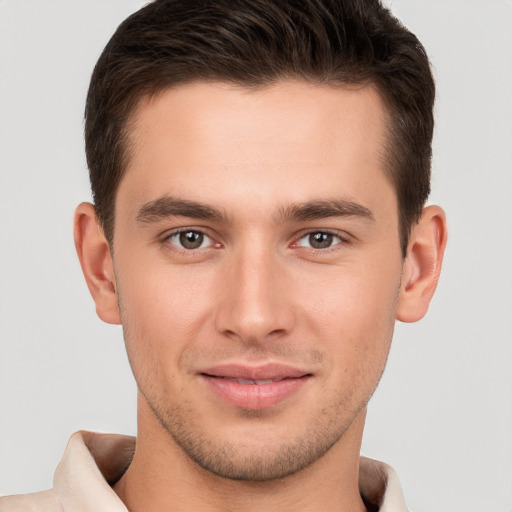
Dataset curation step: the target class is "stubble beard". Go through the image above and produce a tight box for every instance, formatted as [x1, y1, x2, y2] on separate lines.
[119, 293, 395, 483]
[139, 382, 366, 482]
[124, 333, 389, 483]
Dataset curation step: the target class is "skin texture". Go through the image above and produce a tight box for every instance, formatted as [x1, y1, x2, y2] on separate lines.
[74, 81, 447, 512]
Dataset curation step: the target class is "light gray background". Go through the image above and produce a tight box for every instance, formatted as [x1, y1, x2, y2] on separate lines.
[0, 1, 511, 510]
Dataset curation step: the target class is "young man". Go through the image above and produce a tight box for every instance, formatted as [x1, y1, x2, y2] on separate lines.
[0, 0, 446, 510]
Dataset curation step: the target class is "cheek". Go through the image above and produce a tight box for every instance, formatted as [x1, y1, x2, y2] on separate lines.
[118, 253, 213, 327]
[300, 259, 401, 374]
[114, 259, 215, 384]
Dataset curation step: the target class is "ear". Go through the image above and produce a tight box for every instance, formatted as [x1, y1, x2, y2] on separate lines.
[396, 205, 447, 323]
[74, 202, 121, 324]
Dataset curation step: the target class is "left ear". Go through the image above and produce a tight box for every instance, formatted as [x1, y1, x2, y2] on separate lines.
[396, 205, 447, 323]
[74, 202, 121, 325]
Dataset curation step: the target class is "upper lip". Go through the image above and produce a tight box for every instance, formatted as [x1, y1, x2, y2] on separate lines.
[199, 363, 311, 381]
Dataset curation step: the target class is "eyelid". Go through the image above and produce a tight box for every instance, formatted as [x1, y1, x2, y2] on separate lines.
[160, 226, 222, 251]
[157, 226, 353, 253]
[291, 228, 352, 250]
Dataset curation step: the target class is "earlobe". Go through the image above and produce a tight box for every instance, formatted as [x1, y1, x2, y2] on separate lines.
[396, 205, 447, 323]
[74, 202, 121, 324]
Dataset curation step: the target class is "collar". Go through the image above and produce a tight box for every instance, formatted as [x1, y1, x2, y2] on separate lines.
[53, 431, 408, 511]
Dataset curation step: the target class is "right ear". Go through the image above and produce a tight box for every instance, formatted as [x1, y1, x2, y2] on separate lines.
[73, 202, 121, 324]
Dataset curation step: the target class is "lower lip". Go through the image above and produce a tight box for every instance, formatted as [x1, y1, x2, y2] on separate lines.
[201, 375, 311, 410]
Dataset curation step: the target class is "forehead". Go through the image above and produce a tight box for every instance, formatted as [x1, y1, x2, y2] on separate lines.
[118, 80, 394, 218]
[129, 80, 388, 157]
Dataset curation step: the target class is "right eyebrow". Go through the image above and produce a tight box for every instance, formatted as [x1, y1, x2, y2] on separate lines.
[136, 195, 228, 224]
[279, 199, 375, 223]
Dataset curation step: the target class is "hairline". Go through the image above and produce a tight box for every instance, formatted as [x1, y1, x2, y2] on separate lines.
[103, 77, 413, 257]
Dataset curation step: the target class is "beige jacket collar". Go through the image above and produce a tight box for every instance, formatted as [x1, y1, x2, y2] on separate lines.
[3, 431, 409, 511]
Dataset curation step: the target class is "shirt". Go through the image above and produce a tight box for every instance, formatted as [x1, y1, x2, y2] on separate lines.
[0, 431, 409, 511]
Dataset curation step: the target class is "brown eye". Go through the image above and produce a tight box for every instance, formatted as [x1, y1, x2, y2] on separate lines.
[295, 231, 342, 249]
[308, 232, 334, 249]
[179, 231, 204, 249]
[167, 230, 211, 250]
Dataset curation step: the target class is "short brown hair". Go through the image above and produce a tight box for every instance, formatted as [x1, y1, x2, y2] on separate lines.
[85, 0, 435, 255]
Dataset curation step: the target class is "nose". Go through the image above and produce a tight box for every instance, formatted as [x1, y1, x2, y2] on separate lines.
[214, 245, 295, 345]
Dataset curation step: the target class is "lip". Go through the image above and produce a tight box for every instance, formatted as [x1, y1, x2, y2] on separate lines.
[199, 363, 312, 410]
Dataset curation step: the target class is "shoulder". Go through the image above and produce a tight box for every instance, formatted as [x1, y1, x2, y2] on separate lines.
[0, 431, 133, 512]
[0, 490, 63, 512]
[359, 456, 409, 512]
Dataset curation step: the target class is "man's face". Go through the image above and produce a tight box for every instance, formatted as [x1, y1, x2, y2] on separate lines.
[112, 81, 403, 480]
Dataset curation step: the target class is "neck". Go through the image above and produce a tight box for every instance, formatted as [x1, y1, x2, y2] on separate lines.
[114, 393, 368, 512]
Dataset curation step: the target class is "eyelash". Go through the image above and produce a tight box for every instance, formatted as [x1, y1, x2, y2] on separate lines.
[160, 228, 351, 254]
[162, 228, 221, 253]
[292, 230, 348, 251]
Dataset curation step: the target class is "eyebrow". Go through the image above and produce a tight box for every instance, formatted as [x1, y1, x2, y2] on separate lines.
[136, 195, 374, 225]
[136, 195, 228, 224]
[279, 199, 375, 223]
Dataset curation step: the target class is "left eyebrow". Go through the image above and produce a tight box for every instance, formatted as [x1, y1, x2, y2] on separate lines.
[136, 195, 228, 224]
[278, 199, 375, 223]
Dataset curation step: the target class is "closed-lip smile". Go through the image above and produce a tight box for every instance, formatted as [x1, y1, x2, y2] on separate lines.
[199, 363, 313, 410]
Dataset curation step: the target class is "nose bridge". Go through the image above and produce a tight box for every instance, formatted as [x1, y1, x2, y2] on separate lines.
[215, 239, 293, 343]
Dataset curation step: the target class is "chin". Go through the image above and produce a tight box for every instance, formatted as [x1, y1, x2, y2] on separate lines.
[153, 398, 357, 482]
